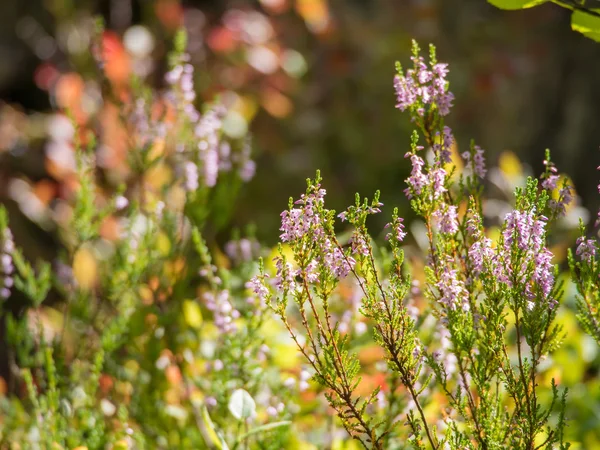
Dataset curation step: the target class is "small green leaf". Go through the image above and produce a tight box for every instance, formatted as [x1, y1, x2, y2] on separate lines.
[487, 0, 547, 10]
[228, 389, 256, 420]
[201, 406, 229, 449]
[236, 421, 292, 443]
[571, 10, 600, 42]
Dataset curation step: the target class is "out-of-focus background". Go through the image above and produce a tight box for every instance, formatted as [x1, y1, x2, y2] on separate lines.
[1, 0, 600, 244]
[1, 0, 600, 446]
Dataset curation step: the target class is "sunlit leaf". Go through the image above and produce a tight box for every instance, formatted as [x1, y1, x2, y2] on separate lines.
[72, 247, 98, 290]
[201, 406, 228, 449]
[571, 10, 600, 42]
[182, 300, 203, 329]
[487, 0, 547, 10]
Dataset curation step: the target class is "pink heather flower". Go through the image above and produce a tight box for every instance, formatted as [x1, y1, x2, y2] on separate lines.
[576, 237, 597, 263]
[218, 142, 232, 171]
[500, 209, 556, 308]
[429, 167, 447, 199]
[203, 148, 219, 188]
[433, 126, 454, 164]
[394, 74, 418, 112]
[542, 174, 559, 191]
[246, 275, 270, 302]
[385, 217, 407, 242]
[437, 260, 469, 312]
[322, 239, 355, 279]
[304, 260, 320, 283]
[547, 183, 573, 218]
[279, 187, 326, 243]
[239, 160, 256, 182]
[1, 228, 14, 300]
[433, 204, 459, 235]
[165, 60, 201, 122]
[533, 249, 554, 299]
[279, 184, 358, 281]
[542, 158, 559, 190]
[203, 290, 238, 333]
[436, 92, 454, 116]
[472, 146, 487, 178]
[226, 238, 258, 263]
[468, 237, 494, 275]
[349, 233, 370, 257]
[394, 57, 454, 116]
[404, 153, 428, 199]
[463, 145, 487, 179]
[184, 162, 199, 192]
[115, 195, 129, 210]
[274, 256, 298, 292]
[466, 210, 483, 238]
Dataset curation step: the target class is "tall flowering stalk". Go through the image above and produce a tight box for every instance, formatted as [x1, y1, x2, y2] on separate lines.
[570, 164, 600, 345]
[265, 41, 571, 449]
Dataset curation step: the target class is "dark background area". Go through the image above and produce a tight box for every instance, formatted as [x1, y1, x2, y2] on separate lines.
[1, 0, 599, 239]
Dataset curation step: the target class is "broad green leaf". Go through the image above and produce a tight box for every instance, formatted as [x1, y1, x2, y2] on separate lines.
[487, 0, 547, 10]
[228, 389, 256, 420]
[571, 10, 600, 42]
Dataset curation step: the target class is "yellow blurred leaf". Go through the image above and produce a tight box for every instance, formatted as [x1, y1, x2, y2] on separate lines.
[272, 342, 300, 369]
[234, 94, 259, 122]
[332, 438, 361, 450]
[157, 232, 171, 256]
[499, 151, 523, 179]
[72, 247, 98, 290]
[112, 440, 129, 450]
[145, 162, 172, 190]
[183, 300, 203, 329]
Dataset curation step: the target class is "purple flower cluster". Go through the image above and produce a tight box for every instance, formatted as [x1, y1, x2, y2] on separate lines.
[437, 258, 469, 312]
[462, 145, 487, 179]
[394, 56, 454, 117]
[541, 158, 573, 218]
[541, 158, 559, 190]
[501, 209, 556, 307]
[274, 256, 298, 292]
[0, 227, 14, 300]
[576, 237, 596, 263]
[432, 204, 458, 235]
[246, 274, 270, 304]
[225, 238, 260, 264]
[165, 59, 200, 122]
[548, 184, 573, 218]
[404, 152, 427, 199]
[349, 233, 370, 257]
[385, 217, 407, 243]
[203, 289, 240, 334]
[193, 106, 227, 188]
[467, 208, 556, 308]
[280, 187, 326, 243]
[433, 126, 454, 164]
[466, 211, 494, 276]
[165, 59, 255, 191]
[279, 184, 355, 280]
[403, 151, 448, 201]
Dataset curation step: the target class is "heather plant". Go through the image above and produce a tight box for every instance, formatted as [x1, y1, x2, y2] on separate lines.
[251, 42, 574, 449]
[1, 17, 599, 449]
[569, 173, 600, 345]
[0, 28, 295, 449]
